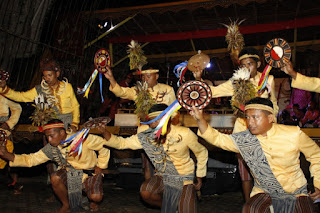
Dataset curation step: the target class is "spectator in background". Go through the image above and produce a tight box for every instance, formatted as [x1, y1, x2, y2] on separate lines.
[301, 101, 319, 127]
[290, 88, 312, 112]
[291, 104, 304, 124]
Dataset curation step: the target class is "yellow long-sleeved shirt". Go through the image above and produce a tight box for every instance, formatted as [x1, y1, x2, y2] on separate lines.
[110, 82, 176, 106]
[292, 72, 320, 93]
[0, 82, 80, 125]
[198, 123, 320, 197]
[10, 133, 110, 181]
[209, 72, 279, 133]
[105, 125, 208, 185]
[0, 95, 22, 129]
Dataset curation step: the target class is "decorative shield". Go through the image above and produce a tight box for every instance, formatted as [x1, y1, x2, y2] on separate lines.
[264, 38, 291, 68]
[0, 70, 9, 81]
[177, 80, 212, 110]
[94, 48, 111, 73]
[0, 130, 7, 146]
[83, 117, 111, 129]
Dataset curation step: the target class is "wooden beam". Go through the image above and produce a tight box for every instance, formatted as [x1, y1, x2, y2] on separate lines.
[108, 16, 320, 44]
[89, 0, 225, 15]
[146, 39, 320, 59]
[84, 15, 136, 49]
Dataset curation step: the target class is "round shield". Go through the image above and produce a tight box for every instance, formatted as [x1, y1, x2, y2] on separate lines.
[94, 49, 111, 73]
[0, 130, 7, 145]
[0, 70, 9, 81]
[177, 80, 212, 110]
[83, 117, 111, 129]
[264, 38, 291, 68]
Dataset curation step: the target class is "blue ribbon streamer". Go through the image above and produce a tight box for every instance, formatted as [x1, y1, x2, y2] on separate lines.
[78, 69, 98, 95]
[99, 72, 104, 103]
[140, 100, 179, 125]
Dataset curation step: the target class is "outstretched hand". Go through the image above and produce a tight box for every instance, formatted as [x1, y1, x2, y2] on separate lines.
[192, 70, 202, 81]
[189, 106, 204, 121]
[97, 123, 111, 141]
[281, 61, 297, 79]
[193, 177, 202, 191]
[103, 67, 117, 88]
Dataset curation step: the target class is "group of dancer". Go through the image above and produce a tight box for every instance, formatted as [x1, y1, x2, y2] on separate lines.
[0, 46, 320, 213]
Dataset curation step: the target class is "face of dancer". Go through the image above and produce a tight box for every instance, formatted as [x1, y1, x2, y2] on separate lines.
[43, 70, 60, 87]
[142, 73, 158, 88]
[245, 109, 273, 136]
[45, 128, 66, 147]
[240, 58, 261, 78]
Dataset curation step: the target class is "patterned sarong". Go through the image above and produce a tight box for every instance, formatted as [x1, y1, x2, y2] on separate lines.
[42, 144, 83, 211]
[230, 130, 308, 213]
[138, 128, 194, 213]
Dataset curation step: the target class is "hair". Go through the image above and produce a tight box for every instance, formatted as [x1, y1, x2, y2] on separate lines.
[238, 47, 260, 63]
[40, 58, 60, 73]
[148, 104, 168, 114]
[46, 119, 65, 132]
[245, 97, 273, 115]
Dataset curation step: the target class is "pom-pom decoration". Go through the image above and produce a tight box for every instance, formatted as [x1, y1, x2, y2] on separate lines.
[187, 50, 210, 73]
[134, 81, 156, 121]
[230, 67, 257, 117]
[221, 19, 245, 65]
[177, 80, 212, 110]
[29, 94, 57, 127]
[127, 40, 147, 71]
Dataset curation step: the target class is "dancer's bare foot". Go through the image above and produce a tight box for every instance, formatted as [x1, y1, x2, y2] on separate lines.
[54, 205, 70, 213]
[90, 202, 99, 212]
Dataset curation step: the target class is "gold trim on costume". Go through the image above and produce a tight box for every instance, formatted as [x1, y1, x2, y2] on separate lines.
[43, 123, 65, 131]
[238, 54, 260, 61]
[245, 104, 274, 114]
[133, 69, 159, 75]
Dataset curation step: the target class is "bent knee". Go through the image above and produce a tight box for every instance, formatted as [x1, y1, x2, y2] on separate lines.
[89, 193, 103, 202]
[140, 190, 152, 201]
[50, 175, 62, 186]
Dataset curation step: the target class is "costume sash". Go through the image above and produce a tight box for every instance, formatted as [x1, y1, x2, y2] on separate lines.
[230, 130, 307, 212]
[42, 144, 83, 211]
[0, 116, 9, 122]
[137, 128, 193, 213]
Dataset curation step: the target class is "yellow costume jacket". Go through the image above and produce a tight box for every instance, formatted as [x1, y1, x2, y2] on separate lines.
[0, 82, 80, 126]
[292, 73, 320, 93]
[0, 95, 22, 130]
[198, 123, 320, 197]
[209, 72, 279, 133]
[105, 125, 208, 185]
[110, 82, 176, 106]
[10, 133, 110, 181]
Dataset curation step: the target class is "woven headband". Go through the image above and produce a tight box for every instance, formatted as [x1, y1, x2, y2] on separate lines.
[133, 69, 159, 75]
[43, 123, 65, 131]
[238, 54, 260, 61]
[244, 104, 274, 114]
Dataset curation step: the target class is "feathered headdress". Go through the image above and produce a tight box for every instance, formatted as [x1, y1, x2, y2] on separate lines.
[30, 94, 57, 127]
[134, 81, 156, 121]
[127, 40, 147, 71]
[230, 67, 256, 117]
[222, 19, 245, 65]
